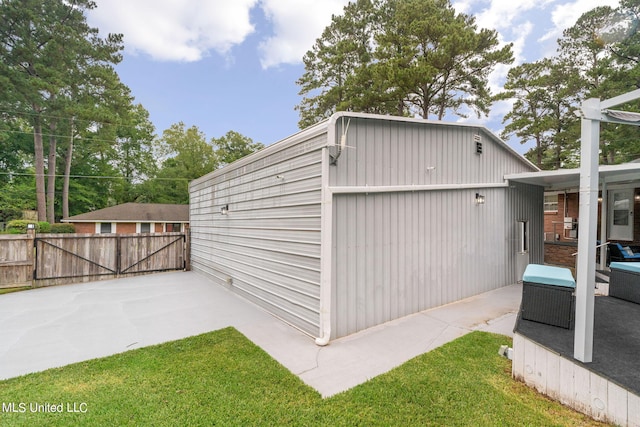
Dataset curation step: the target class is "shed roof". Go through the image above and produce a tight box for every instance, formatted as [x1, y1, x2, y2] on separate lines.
[63, 203, 189, 223]
[505, 163, 640, 191]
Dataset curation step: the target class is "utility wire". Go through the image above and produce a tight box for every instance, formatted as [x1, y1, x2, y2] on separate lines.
[0, 108, 132, 130]
[0, 107, 213, 137]
[0, 171, 191, 181]
[0, 128, 157, 146]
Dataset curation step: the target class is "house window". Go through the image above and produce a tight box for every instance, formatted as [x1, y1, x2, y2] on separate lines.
[544, 194, 558, 212]
[167, 223, 182, 232]
[140, 222, 151, 233]
[99, 223, 112, 234]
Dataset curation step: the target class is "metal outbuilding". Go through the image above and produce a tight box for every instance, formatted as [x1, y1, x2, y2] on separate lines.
[189, 112, 541, 343]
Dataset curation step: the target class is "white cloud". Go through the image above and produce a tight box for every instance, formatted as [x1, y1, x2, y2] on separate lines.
[258, 0, 351, 69]
[473, 0, 538, 34]
[539, 0, 621, 43]
[89, 0, 258, 62]
[451, 0, 473, 14]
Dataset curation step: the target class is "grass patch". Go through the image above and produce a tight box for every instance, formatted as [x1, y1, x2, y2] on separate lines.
[0, 329, 608, 426]
[0, 287, 31, 295]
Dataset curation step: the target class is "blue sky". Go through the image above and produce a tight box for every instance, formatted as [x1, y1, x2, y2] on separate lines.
[87, 0, 620, 155]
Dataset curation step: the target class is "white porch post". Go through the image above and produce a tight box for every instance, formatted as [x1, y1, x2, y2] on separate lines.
[574, 98, 600, 363]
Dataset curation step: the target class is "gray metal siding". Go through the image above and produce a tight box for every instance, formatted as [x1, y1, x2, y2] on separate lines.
[505, 182, 545, 276]
[190, 113, 540, 341]
[331, 189, 513, 338]
[190, 133, 327, 336]
[331, 117, 534, 187]
[329, 116, 539, 338]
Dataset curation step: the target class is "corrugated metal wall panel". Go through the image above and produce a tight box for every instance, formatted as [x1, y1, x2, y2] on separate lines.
[190, 133, 326, 336]
[332, 188, 518, 338]
[331, 117, 534, 187]
[504, 182, 545, 280]
[190, 113, 541, 341]
[329, 116, 540, 338]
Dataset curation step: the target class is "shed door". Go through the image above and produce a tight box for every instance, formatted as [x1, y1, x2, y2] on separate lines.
[608, 189, 634, 241]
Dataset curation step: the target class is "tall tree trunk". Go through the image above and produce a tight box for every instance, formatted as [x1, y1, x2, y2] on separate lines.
[437, 81, 448, 120]
[437, 98, 445, 120]
[62, 118, 74, 219]
[535, 135, 543, 168]
[33, 111, 47, 222]
[46, 120, 57, 224]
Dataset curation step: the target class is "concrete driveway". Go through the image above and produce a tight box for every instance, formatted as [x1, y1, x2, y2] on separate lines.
[0, 271, 522, 397]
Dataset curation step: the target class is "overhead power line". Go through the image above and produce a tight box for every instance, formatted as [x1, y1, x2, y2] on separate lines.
[0, 171, 191, 181]
[0, 128, 156, 146]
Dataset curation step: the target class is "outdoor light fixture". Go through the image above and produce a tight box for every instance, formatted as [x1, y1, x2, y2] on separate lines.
[220, 205, 229, 215]
[26, 223, 35, 230]
[475, 193, 485, 205]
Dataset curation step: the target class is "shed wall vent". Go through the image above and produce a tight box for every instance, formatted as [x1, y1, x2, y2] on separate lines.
[474, 134, 482, 154]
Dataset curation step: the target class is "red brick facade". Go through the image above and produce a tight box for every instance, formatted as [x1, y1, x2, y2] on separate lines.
[544, 193, 579, 242]
[67, 222, 188, 234]
[72, 223, 95, 234]
[63, 203, 189, 235]
[544, 188, 640, 266]
[117, 223, 136, 234]
[545, 190, 640, 243]
[544, 242, 577, 268]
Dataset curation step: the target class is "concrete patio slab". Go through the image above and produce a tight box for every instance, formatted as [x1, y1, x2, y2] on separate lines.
[0, 272, 521, 397]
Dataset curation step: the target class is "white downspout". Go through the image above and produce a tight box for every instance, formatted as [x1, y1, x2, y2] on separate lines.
[316, 115, 341, 346]
[316, 148, 333, 346]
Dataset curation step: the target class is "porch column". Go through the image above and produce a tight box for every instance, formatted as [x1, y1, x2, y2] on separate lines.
[574, 98, 600, 363]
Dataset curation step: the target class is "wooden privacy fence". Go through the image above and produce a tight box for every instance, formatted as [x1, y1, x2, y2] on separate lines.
[0, 235, 34, 288]
[0, 232, 189, 288]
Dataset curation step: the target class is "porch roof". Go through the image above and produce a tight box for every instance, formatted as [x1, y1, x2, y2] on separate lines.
[505, 162, 640, 191]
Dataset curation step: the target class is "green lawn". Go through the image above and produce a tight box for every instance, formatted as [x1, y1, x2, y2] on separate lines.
[0, 329, 608, 426]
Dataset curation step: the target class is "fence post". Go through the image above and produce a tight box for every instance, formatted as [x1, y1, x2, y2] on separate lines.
[27, 228, 36, 284]
[116, 235, 122, 276]
[184, 231, 191, 271]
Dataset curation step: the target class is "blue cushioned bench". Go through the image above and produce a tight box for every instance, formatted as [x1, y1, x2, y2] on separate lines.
[609, 262, 640, 304]
[521, 264, 576, 329]
[609, 243, 640, 262]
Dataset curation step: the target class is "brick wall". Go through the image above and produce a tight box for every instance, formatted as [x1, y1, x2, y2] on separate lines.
[72, 223, 94, 233]
[65, 222, 189, 234]
[544, 193, 580, 241]
[545, 190, 640, 244]
[116, 223, 136, 234]
[544, 242, 578, 267]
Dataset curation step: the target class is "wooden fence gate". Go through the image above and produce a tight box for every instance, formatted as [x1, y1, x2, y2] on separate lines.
[0, 232, 188, 288]
[0, 235, 33, 288]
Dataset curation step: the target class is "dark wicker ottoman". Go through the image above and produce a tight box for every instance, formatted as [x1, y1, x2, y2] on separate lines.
[520, 264, 576, 329]
[609, 262, 640, 304]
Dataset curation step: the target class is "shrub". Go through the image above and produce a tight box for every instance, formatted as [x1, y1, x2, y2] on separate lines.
[5, 220, 53, 233]
[6, 220, 37, 233]
[51, 223, 75, 233]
